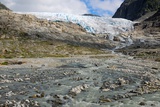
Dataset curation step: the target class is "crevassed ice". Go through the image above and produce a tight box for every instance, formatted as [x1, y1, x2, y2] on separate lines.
[18, 12, 134, 35]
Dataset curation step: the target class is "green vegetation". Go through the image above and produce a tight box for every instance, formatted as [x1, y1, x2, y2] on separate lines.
[90, 55, 115, 59]
[0, 37, 108, 58]
[1, 61, 8, 65]
[145, 0, 160, 11]
[129, 49, 160, 62]
[139, 0, 160, 19]
[0, 60, 24, 65]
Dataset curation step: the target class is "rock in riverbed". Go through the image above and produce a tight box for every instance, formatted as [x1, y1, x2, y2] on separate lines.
[69, 84, 89, 96]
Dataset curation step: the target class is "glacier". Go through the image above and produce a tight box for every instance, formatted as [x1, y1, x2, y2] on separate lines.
[17, 12, 134, 35]
[17, 12, 134, 49]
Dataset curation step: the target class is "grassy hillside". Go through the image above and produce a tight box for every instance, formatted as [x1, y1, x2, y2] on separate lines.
[0, 37, 108, 58]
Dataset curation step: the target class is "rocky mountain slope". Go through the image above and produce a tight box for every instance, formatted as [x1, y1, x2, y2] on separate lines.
[0, 2, 10, 10]
[117, 8, 160, 62]
[113, 0, 160, 21]
[1, 10, 118, 58]
[145, 9, 160, 22]
[0, 4, 135, 59]
[134, 8, 160, 34]
[0, 2, 159, 60]
[0, 2, 131, 58]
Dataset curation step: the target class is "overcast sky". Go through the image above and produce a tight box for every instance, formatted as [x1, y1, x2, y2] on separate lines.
[0, 0, 124, 16]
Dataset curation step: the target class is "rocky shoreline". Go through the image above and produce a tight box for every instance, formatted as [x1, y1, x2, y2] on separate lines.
[0, 54, 160, 107]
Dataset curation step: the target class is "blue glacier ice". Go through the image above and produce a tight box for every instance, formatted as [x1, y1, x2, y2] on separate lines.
[17, 12, 134, 35]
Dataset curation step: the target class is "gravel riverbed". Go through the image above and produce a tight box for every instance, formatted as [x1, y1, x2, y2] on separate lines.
[0, 54, 160, 107]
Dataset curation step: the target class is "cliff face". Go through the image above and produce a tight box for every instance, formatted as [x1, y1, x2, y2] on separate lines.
[117, 8, 160, 61]
[113, 0, 160, 21]
[134, 9, 160, 30]
[0, 2, 10, 10]
[145, 9, 160, 22]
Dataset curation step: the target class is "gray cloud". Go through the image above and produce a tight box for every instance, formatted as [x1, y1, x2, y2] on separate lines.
[0, 0, 124, 16]
[0, 0, 89, 14]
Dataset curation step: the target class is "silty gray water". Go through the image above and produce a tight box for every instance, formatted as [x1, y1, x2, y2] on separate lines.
[0, 55, 160, 107]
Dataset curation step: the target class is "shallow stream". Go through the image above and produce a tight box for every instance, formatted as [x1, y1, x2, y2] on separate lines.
[0, 55, 160, 107]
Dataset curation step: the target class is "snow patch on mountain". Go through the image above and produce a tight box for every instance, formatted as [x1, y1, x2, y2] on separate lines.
[17, 12, 134, 35]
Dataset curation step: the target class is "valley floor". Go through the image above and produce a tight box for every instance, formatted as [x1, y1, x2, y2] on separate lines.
[0, 53, 160, 107]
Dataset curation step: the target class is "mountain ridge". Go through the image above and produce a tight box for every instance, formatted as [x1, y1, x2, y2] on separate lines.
[113, 0, 160, 21]
[0, 2, 10, 10]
